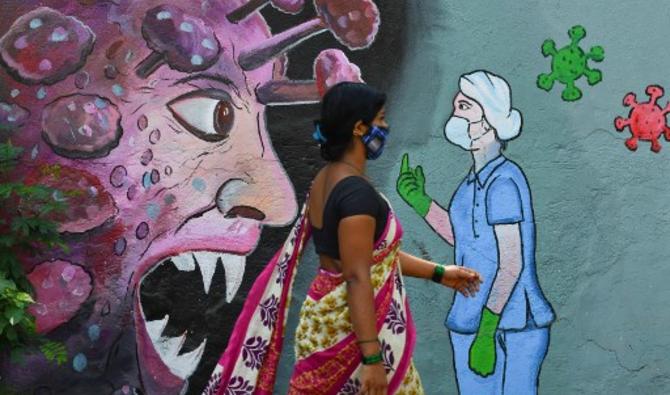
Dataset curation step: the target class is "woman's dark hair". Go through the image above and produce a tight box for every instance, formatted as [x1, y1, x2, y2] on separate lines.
[317, 82, 386, 161]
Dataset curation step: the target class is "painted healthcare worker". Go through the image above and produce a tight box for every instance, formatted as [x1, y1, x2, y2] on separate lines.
[397, 70, 555, 394]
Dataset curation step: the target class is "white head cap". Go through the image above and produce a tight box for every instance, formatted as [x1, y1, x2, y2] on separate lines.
[459, 70, 522, 141]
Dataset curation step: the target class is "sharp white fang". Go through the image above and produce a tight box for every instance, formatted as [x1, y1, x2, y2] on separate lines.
[222, 254, 246, 303]
[171, 253, 195, 271]
[145, 314, 169, 342]
[194, 251, 219, 294]
[168, 338, 207, 380]
[155, 332, 187, 360]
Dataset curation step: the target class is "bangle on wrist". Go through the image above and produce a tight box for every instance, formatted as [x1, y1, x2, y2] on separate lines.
[356, 338, 380, 345]
[362, 352, 383, 365]
[431, 264, 445, 283]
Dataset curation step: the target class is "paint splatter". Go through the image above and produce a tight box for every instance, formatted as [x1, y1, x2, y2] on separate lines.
[146, 202, 160, 220]
[112, 84, 124, 96]
[135, 221, 149, 239]
[73, 353, 87, 372]
[104, 64, 119, 79]
[114, 237, 126, 255]
[149, 128, 161, 144]
[150, 169, 160, 184]
[192, 177, 206, 192]
[88, 324, 101, 341]
[142, 172, 152, 189]
[110, 165, 127, 188]
[140, 149, 153, 165]
[74, 71, 90, 89]
[137, 114, 148, 130]
[126, 185, 137, 200]
[36, 86, 47, 99]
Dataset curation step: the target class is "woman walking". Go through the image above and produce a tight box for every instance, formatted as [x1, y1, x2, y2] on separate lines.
[203, 82, 481, 395]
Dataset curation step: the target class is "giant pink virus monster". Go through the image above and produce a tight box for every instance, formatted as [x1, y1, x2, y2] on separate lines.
[0, 0, 379, 394]
[614, 85, 670, 153]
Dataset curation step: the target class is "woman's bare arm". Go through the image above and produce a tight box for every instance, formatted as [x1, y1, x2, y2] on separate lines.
[338, 214, 381, 356]
[398, 250, 481, 296]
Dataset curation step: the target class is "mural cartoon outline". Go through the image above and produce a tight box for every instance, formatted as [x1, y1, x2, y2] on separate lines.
[397, 70, 555, 394]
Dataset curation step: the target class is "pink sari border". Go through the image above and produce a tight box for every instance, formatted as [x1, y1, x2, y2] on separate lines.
[214, 219, 310, 394]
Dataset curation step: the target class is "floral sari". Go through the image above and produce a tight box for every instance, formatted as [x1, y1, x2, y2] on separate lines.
[203, 198, 423, 395]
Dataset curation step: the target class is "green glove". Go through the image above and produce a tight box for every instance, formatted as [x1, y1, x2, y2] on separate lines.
[468, 307, 501, 377]
[396, 153, 432, 217]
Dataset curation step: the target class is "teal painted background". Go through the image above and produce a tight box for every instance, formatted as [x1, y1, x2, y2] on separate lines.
[276, 1, 670, 393]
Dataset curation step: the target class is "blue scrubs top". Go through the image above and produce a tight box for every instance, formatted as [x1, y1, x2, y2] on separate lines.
[446, 155, 555, 333]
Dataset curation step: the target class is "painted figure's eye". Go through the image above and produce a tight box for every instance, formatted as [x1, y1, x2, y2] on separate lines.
[167, 89, 235, 142]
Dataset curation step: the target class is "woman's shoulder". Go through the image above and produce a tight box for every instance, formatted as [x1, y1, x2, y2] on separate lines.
[333, 175, 376, 195]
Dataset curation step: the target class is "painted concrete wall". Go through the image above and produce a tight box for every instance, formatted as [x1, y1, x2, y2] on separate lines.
[276, 1, 670, 394]
[0, 1, 405, 394]
[1, 0, 669, 394]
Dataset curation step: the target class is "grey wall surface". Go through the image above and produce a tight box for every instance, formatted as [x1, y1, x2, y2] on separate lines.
[276, 1, 670, 394]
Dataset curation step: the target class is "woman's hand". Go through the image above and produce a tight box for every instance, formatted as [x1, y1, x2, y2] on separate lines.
[359, 363, 388, 395]
[441, 265, 482, 297]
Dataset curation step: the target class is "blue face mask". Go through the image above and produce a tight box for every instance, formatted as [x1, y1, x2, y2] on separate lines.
[361, 125, 389, 160]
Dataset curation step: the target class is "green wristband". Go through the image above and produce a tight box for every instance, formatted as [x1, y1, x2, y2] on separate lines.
[362, 352, 383, 365]
[431, 264, 445, 283]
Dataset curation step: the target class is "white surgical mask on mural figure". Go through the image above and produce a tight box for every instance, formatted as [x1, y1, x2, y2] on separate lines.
[444, 116, 489, 150]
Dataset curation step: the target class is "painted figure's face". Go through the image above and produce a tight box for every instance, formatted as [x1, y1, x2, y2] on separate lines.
[446, 91, 494, 151]
[0, 0, 378, 393]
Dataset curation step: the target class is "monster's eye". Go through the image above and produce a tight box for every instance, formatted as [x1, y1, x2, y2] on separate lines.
[167, 89, 235, 142]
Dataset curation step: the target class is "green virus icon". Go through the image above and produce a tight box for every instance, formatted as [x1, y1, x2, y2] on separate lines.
[537, 25, 604, 102]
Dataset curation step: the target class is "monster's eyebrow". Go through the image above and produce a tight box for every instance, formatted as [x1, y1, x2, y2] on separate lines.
[172, 72, 245, 104]
[172, 73, 238, 91]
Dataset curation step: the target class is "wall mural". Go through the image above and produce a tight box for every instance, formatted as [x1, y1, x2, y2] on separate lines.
[398, 70, 555, 394]
[0, 1, 380, 394]
[3, 1, 668, 394]
[537, 25, 604, 102]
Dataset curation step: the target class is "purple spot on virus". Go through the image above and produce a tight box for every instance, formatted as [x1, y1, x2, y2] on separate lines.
[126, 184, 137, 200]
[101, 300, 111, 316]
[135, 221, 149, 239]
[140, 149, 153, 165]
[164, 193, 176, 205]
[74, 71, 89, 89]
[142, 172, 152, 189]
[149, 128, 160, 144]
[150, 168, 159, 184]
[110, 165, 127, 188]
[0, 101, 29, 130]
[114, 237, 126, 255]
[137, 114, 148, 130]
[104, 64, 118, 79]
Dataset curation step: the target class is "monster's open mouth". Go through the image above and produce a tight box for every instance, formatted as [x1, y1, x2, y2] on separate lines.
[138, 251, 246, 380]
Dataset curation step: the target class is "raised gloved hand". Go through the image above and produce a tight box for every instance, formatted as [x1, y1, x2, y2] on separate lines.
[468, 307, 501, 377]
[396, 153, 431, 217]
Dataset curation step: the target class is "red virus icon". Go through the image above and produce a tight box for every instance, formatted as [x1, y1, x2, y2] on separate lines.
[614, 85, 670, 153]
